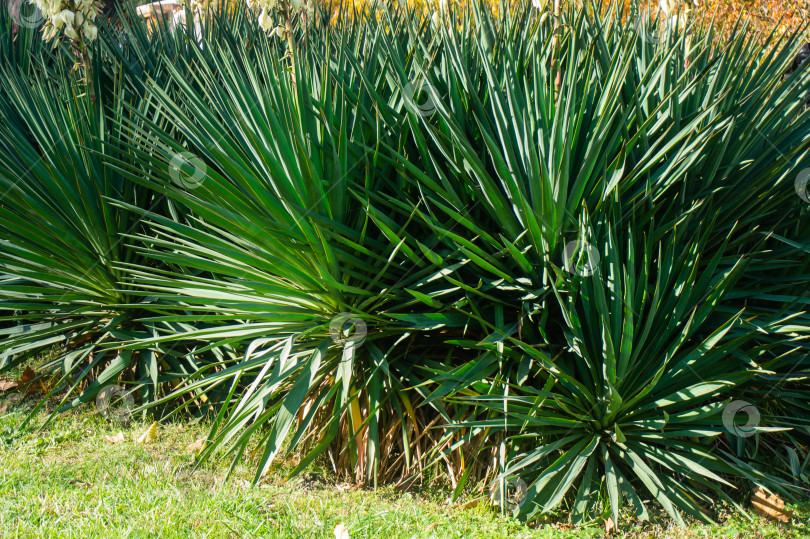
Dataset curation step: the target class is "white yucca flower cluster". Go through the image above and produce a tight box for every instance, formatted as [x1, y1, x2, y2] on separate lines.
[659, 0, 700, 29]
[31, 0, 99, 42]
[184, 0, 211, 19]
[251, 0, 314, 38]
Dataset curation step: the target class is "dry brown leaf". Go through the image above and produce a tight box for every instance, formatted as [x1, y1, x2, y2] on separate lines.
[19, 366, 36, 384]
[68, 480, 91, 487]
[334, 522, 350, 539]
[604, 517, 616, 535]
[186, 438, 206, 453]
[19, 366, 39, 395]
[752, 487, 792, 523]
[136, 421, 157, 444]
[0, 378, 19, 392]
[103, 432, 126, 444]
[425, 523, 439, 532]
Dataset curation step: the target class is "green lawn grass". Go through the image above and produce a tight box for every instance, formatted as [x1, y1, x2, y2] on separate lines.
[0, 393, 807, 538]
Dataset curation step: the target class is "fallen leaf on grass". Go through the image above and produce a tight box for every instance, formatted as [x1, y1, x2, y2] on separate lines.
[604, 517, 616, 535]
[136, 421, 157, 444]
[752, 487, 792, 523]
[0, 378, 18, 392]
[425, 523, 439, 532]
[19, 366, 38, 394]
[19, 366, 35, 384]
[334, 522, 350, 539]
[68, 480, 91, 487]
[186, 438, 206, 453]
[103, 432, 126, 444]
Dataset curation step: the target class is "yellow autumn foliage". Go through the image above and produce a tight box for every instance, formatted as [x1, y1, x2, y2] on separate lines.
[319, 0, 807, 45]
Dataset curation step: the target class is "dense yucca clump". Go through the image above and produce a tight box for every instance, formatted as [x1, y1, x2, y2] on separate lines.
[1, 0, 809, 526]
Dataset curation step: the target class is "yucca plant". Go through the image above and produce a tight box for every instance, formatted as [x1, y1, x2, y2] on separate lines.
[1, 0, 809, 528]
[113, 0, 810, 508]
[0, 0, 53, 72]
[400, 5, 810, 524]
[0, 58, 176, 418]
[0, 4, 265, 419]
[103, 14, 462, 484]
[443, 219, 799, 523]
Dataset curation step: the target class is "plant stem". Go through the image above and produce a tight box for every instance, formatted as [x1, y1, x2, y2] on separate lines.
[553, 0, 561, 96]
[285, 10, 297, 96]
[85, 55, 95, 103]
[77, 38, 95, 103]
